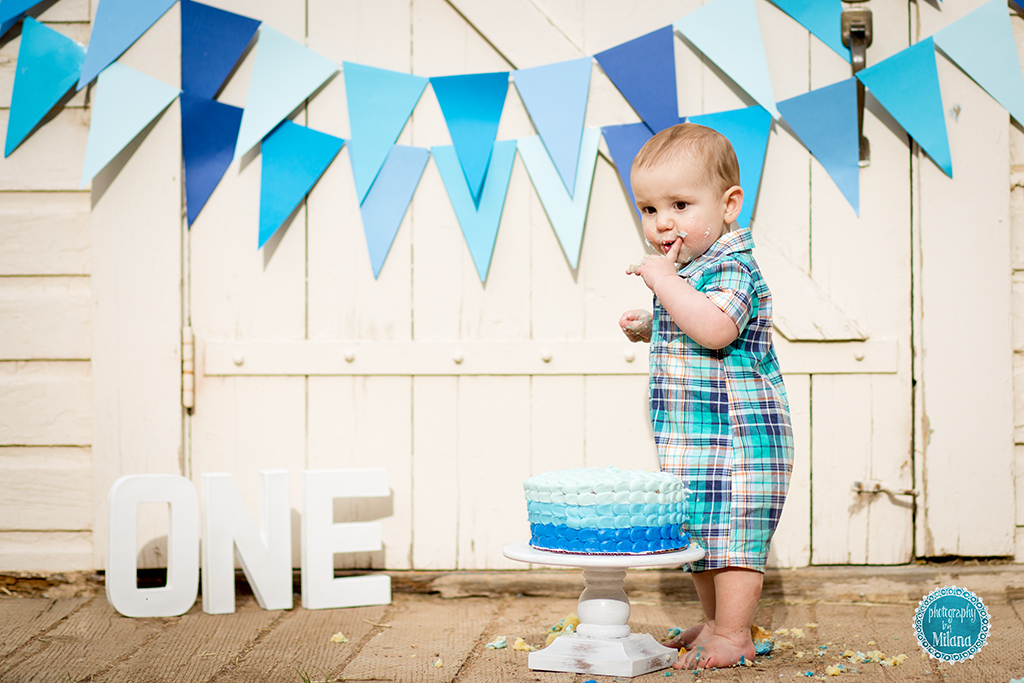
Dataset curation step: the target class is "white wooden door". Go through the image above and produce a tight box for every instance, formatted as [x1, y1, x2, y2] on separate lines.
[179, 0, 1021, 571]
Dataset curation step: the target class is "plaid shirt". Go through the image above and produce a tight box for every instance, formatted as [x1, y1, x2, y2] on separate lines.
[650, 227, 794, 572]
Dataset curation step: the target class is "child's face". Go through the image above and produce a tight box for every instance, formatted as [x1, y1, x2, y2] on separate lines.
[631, 154, 743, 266]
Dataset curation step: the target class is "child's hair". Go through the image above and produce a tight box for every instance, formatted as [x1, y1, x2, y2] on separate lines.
[631, 123, 740, 196]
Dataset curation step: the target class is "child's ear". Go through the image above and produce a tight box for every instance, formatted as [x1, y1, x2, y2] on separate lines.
[723, 185, 744, 223]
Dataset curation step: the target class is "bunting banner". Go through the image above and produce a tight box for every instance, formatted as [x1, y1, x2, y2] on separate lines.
[0, 0, 38, 31]
[233, 26, 338, 161]
[181, 94, 243, 226]
[430, 71, 509, 206]
[344, 62, 429, 204]
[512, 57, 592, 195]
[766, 0, 849, 62]
[258, 120, 344, 248]
[675, 0, 780, 120]
[80, 61, 179, 188]
[5, 17, 85, 157]
[777, 78, 859, 214]
[77, 0, 178, 91]
[10, 0, 1024, 274]
[359, 145, 430, 278]
[518, 127, 601, 270]
[433, 140, 517, 282]
[687, 105, 773, 230]
[600, 121, 653, 210]
[594, 26, 678, 135]
[181, 0, 261, 100]
[933, 0, 1024, 126]
[857, 38, 952, 177]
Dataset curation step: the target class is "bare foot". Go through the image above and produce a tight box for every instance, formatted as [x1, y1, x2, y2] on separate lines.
[674, 633, 755, 670]
[661, 621, 713, 650]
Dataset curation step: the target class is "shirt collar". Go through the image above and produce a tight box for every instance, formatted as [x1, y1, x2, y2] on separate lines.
[679, 227, 754, 276]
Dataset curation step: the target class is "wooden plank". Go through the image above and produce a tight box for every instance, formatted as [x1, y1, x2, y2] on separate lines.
[807, 2, 914, 565]
[307, 376, 413, 570]
[411, 376, 459, 570]
[755, 238, 865, 342]
[190, 377, 306, 569]
[811, 375, 871, 565]
[0, 361, 90, 446]
[187, 1, 309, 573]
[205, 338, 897, 376]
[0, 447, 91, 531]
[0, 192, 90, 276]
[766, 373, 810, 568]
[36, 0, 91, 22]
[447, 0, 584, 68]
[0, 596, 164, 682]
[0, 276, 91, 360]
[916, 1, 1015, 557]
[0, 23, 90, 109]
[0, 531, 93, 573]
[584, 376, 656, 471]
[89, 6, 184, 570]
[456, 376, 531, 570]
[1014, 271, 1024, 352]
[95, 596, 281, 683]
[339, 595, 500, 682]
[0, 108, 89, 191]
[211, 601, 386, 683]
[0, 597, 91, 658]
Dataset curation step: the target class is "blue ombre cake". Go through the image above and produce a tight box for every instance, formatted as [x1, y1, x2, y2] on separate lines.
[524, 466, 690, 554]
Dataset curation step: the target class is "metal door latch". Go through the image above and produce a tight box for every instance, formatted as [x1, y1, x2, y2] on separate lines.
[851, 479, 918, 497]
[842, 4, 872, 167]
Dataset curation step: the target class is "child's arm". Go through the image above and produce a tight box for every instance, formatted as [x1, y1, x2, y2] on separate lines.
[631, 240, 739, 350]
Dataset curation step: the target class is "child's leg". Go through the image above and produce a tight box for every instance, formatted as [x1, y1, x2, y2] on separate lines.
[661, 570, 716, 649]
[676, 567, 761, 669]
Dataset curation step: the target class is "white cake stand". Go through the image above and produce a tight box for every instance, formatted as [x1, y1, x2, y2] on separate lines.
[503, 541, 704, 678]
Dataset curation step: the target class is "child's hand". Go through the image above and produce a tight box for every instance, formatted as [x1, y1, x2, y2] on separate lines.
[629, 239, 682, 293]
[619, 309, 653, 343]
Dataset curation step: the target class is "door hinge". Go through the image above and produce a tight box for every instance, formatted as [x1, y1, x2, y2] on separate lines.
[182, 326, 195, 411]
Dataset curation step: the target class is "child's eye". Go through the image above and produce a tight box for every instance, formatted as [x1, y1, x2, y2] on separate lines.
[641, 206, 656, 215]
[673, 201, 688, 210]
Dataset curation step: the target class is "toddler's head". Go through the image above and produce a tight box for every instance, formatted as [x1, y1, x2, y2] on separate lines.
[630, 123, 744, 265]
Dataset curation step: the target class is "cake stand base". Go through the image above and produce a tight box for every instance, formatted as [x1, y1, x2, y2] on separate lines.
[528, 632, 676, 677]
[503, 542, 705, 679]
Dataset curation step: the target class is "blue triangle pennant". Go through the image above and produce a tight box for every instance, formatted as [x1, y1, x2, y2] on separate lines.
[77, 0, 178, 91]
[933, 0, 1024, 126]
[234, 26, 339, 160]
[181, 0, 260, 100]
[344, 62, 429, 204]
[856, 38, 951, 177]
[430, 71, 509, 205]
[5, 17, 85, 157]
[594, 26, 678, 135]
[432, 139, 516, 282]
[600, 121, 653, 209]
[182, 93, 242, 226]
[686, 105, 773, 229]
[513, 57, 593, 194]
[0, 0, 40, 28]
[675, 0, 780, 119]
[80, 61, 179, 187]
[766, 0, 849, 62]
[518, 127, 601, 270]
[359, 145, 430, 278]
[259, 120, 344, 249]
[777, 79, 859, 214]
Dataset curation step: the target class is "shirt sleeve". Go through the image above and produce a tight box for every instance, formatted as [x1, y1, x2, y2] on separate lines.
[694, 257, 757, 333]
